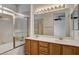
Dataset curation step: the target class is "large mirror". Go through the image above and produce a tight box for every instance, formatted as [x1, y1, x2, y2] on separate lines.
[34, 12, 53, 36]
[34, 10, 66, 38]
[34, 6, 73, 38]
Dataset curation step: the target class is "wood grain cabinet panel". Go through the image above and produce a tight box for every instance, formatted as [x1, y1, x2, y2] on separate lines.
[25, 39, 79, 55]
[62, 45, 76, 55]
[39, 41, 48, 47]
[49, 43, 61, 55]
[76, 47, 79, 55]
[30, 40, 39, 55]
[39, 47, 49, 55]
[24, 39, 31, 55]
[39, 41, 49, 55]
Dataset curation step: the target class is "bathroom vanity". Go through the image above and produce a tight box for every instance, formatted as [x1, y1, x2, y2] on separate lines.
[24, 37, 79, 55]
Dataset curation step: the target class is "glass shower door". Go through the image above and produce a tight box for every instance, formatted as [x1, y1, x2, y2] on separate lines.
[14, 15, 27, 47]
[0, 14, 13, 54]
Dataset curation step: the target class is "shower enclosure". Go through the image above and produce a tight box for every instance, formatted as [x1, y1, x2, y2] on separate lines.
[0, 13, 13, 54]
[14, 15, 27, 47]
[0, 5, 28, 54]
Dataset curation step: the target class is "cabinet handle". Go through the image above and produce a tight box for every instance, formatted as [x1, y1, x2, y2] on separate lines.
[39, 51, 48, 55]
[40, 51, 48, 53]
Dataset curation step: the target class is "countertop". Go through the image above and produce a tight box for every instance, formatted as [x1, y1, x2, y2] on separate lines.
[25, 36, 79, 47]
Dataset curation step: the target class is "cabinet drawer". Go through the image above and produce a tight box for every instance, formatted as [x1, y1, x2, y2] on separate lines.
[39, 41, 48, 47]
[39, 51, 49, 55]
[39, 47, 48, 53]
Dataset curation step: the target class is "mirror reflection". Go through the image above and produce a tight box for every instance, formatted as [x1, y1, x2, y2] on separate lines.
[14, 15, 27, 47]
[34, 13, 53, 36]
[71, 5, 79, 40]
[34, 11, 66, 38]
[53, 12, 65, 37]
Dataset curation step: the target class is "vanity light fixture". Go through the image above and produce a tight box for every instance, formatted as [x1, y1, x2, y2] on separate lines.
[44, 8, 47, 11]
[35, 4, 65, 14]
[51, 7, 54, 10]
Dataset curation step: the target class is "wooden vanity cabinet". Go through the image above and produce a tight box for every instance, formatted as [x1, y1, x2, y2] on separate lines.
[25, 39, 38, 55]
[62, 45, 76, 55]
[24, 39, 31, 55]
[25, 39, 79, 55]
[39, 41, 49, 55]
[30, 40, 39, 55]
[49, 43, 61, 55]
[76, 47, 79, 55]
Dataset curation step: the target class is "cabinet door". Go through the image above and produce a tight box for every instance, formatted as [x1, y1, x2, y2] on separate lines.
[39, 47, 49, 55]
[39, 41, 49, 55]
[39, 41, 49, 47]
[30, 40, 38, 55]
[62, 45, 76, 55]
[24, 39, 31, 55]
[49, 43, 61, 55]
[76, 47, 79, 55]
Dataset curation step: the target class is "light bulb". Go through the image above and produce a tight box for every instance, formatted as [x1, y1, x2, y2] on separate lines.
[54, 5, 58, 9]
[53, 6, 55, 9]
[60, 4, 64, 8]
[40, 9, 43, 12]
[44, 8, 47, 11]
[47, 8, 50, 11]
[57, 5, 60, 8]
[48, 7, 51, 10]
[38, 9, 41, 12]
[59, 5, 61, 8]
[51, 7, 54, 10]
[63, 4, 65, 8]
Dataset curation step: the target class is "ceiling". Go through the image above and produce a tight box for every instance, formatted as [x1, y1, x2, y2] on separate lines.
[2, 4, 30, 16]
